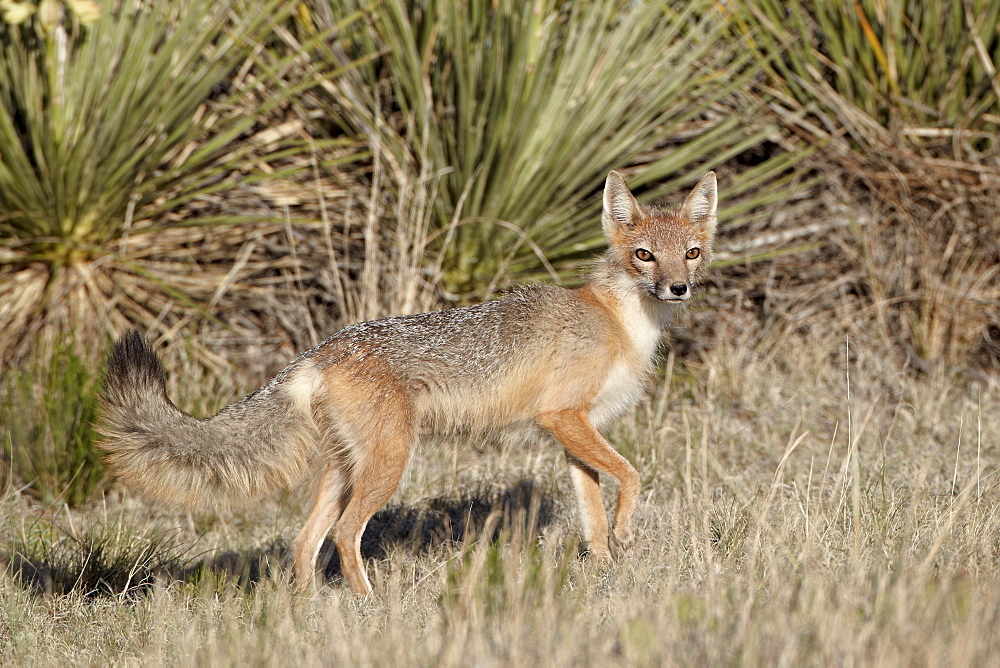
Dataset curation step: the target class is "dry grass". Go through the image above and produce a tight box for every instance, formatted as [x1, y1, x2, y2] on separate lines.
[2, 286, 997, 664]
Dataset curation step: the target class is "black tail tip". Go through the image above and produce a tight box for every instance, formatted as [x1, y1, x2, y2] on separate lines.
[105, 329, 165, 388]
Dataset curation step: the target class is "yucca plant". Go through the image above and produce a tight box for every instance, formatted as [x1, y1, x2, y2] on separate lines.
[729, 0, 1000, 369]
[0, 0, 361, 365]
[731, 0, 1000, 153]
[304, 0, 803, 296]
[0, 0, 295, 259]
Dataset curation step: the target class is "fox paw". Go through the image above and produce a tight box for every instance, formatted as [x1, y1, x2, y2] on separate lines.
[583, 543, 613, 565]
[609, 532, 633, 558]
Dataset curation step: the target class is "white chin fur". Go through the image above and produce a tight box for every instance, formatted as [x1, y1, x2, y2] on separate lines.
[649, 292, 689, 302]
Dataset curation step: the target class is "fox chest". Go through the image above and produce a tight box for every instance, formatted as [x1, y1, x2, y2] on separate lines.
[588, 359, 650, 428]
[587, 314, 662, 427]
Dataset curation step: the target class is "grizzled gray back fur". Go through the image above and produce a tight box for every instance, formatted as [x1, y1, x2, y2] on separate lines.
[98, 330, 316, 511]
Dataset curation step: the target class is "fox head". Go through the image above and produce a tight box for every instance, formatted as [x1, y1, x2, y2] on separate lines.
[601, 170, 717, 303]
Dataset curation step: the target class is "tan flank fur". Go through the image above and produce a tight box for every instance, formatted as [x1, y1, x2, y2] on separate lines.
[98, 171, 719, 596]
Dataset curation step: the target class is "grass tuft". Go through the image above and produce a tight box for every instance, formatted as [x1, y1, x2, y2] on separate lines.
[6, 513, 189, 599]
[1, 336, 102, 506]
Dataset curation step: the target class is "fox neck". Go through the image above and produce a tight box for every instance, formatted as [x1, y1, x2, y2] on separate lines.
[587, 257, 671, 363]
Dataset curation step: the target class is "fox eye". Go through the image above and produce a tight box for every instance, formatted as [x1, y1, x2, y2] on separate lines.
[686, 247, 701, 260]
[635, 248, 654, 262]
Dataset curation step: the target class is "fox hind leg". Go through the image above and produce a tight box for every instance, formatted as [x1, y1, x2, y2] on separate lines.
[292, 462, 350, 592]
[334, 430, 417, 596]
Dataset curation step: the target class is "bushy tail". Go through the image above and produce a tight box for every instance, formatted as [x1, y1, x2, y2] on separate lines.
[98, 330, 316, 511]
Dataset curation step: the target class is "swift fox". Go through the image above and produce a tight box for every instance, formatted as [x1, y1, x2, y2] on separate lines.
[98, 170, 718, 595]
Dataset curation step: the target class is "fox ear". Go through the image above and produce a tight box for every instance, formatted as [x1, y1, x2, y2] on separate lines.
[680, 172, 718, 238]
[602, 170, 640, 238]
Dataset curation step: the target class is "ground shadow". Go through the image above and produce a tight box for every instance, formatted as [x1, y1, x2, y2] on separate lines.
[5, 478, 558, 597]
[190, 477, 558, 588]
[319, 477, 556, 584]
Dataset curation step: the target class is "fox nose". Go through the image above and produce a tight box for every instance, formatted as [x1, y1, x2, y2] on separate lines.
[669, 282, 688, 297]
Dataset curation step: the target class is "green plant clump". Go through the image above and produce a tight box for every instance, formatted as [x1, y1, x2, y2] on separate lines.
[0, 0, 358, 366]
[2, 338, 103, 505]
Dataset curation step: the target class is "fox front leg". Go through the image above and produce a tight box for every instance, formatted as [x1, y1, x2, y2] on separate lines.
[565, 453, 613, 560]
[539, 409, 641, 557]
